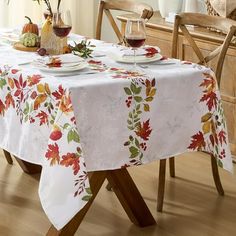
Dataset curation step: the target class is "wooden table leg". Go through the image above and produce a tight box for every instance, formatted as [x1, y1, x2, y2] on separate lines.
[3, 150, 13, 165]
[46, 168, 155, 235]
[46, 171, 107, 236]
[107, 168, 156, 227]
[13, 156, 42, 174]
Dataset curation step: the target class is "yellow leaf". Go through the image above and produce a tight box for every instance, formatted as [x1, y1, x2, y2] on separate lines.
[145, 97, 153, 102]
[34, 94, 47, 110]
[149, 88, 156, 97]
[37, 84, 45, 93]
[45, 83, 51, 95]
[144, 103, 150, 112]
[146, 87, 151, 97]
[203, 121, 211, 134]
[8, 78, 14, 89]
[201, 112, 212, 123]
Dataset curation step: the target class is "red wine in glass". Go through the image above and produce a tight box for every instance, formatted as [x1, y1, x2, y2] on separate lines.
[125, 18, 146, 69]
[126, 37, 146, 48]
[53, 25, 72, 38]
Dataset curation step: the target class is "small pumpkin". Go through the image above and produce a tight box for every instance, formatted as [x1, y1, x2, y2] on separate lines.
[22, 16, 39, 36]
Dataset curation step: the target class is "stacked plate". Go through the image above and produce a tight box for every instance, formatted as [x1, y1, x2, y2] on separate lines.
[33, 54, 87, 74]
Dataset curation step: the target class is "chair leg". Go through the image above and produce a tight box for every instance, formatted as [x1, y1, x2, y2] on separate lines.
[157, 159, 166, 212]
[169, 157, 175, 177]
[3, 150, 13, 165]
[211, 154, 224, 196]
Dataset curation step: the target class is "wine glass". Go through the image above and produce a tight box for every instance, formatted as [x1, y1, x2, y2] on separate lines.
[125, 18, 146, 69]
[53, 10, 72, 54]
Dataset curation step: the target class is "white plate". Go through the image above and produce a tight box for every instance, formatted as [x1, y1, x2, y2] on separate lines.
[109, 53, 163, 64]
[36, 61, 88, 74]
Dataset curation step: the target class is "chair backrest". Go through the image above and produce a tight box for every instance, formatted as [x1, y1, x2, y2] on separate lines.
[96, 0, 153, 44]
[171, 12, 236, 85]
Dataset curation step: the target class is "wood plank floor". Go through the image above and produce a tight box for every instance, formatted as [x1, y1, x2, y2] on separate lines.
[0, 151, 236, 236]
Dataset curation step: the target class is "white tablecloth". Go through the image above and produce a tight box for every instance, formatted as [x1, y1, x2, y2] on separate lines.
[0, 33, 233, 229]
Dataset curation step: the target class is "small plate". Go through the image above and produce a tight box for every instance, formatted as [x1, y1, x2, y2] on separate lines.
[109, 53, 163, 64]
[35, 61, 88, 74]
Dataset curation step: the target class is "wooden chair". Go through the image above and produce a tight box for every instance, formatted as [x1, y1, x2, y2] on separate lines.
[157, 12, 236, 212]
[95, 0, 153, 44]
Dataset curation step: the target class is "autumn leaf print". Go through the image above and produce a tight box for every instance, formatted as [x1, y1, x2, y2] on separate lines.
[60, 153, 80, 175]
[188, 131, 206, 151]
[52, 85, 65, 100]
[27, 75, 42, 86]
[218, 130, 227, 146]
[200, 91, 217, 111]
[45, 143, 60, 165]
[5, 93, 15, 109]
[36, 111, 49, 126]
[59, 95, 73, 114]
[135, 119, 152, 141]
[0, 99, 5, 115]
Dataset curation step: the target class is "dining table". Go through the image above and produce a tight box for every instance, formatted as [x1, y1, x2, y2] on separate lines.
[0, 29, 233, 235]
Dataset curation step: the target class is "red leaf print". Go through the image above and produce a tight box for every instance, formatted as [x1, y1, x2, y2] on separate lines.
[60, 153, 80, 175]
[145, 47, 158, 57]
[219, 130, 227, 145]
[200, 91, 217, 111]
[52, 85, 65, 100]
[135, 119, 152, 141]
[5, 93, 15, 109]
[31, 91, 37, 99]
[0, 99, 5, 115]
[45, 143, 60, 165]
[188, 131, 206, 151]
[88, 60, 102, 65]
[11, 69, 19, 74]
[36, 111, 49, 126]
[28, 75, 42, 86]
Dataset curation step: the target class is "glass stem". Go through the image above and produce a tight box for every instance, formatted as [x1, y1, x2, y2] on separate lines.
[60, 38, 63, 54]
[134, 48, 137, 69]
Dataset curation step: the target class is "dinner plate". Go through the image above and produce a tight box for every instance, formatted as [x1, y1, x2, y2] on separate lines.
[35, 61, 88, 74]
[109, 52, 163, 64]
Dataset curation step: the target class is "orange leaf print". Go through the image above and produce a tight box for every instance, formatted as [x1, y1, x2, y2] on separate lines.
[28, 75, 42, 87]
[34, 94, 47, 110]
[0, 99, 5, 115]
[45, 143, 60, 165]
[59, 95, 73, 114]
[45, 83, 51, 95]
[5, 93, 15, 109]
[60, 153, 80, 175]
[135, 119, 152, 141]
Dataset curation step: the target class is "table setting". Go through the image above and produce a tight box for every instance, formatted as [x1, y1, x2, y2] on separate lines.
[0, 2, 234, 234]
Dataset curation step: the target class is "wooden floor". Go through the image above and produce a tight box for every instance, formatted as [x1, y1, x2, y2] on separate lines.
[0, 151, 236, 236]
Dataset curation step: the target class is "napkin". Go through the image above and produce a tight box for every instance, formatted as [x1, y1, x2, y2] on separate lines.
[35, 54, 84, 68]
[110, 46, 160, 59]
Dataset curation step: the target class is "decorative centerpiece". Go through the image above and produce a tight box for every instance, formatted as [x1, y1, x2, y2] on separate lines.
[35, 0, 69, 55]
